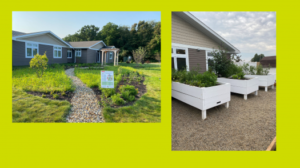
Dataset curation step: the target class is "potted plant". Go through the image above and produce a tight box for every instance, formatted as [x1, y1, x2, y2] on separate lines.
[209, 49, 259, 100]
[172, 69, 230, 120]
[243, 64, 275, 92]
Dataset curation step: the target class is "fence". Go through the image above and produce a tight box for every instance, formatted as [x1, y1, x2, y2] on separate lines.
[234, 61, 258, 68]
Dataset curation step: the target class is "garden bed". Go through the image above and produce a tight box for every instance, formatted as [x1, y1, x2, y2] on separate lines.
[26, 91, 74, 102]
[172, 81, 230, 120]
[217, 77, 259, 100]
[244, 74, 275, 91]
[92, 76, 147, 108]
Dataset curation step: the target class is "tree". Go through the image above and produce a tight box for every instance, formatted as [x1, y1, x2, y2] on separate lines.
[210, 48, 232, 77]
[155, 52, 161, 62]
[132, 47, 147, 64]
[30, 52, 48, 78]
[251, 53, 265, 62]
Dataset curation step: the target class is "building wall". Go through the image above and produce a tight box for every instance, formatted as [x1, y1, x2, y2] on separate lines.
[188, 49, 206, 73]
[172, 13, 221, 49]
[106, 51, 115, 63]
[87, 49, 98, 63]
[91, 42, 104, 49]
[18, 34, 69, 47]
[75, 49, 87, 63]
[12, 40, 29, 66]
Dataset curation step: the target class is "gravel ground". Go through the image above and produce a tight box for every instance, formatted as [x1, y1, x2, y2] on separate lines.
[172, 87, 276, 151]
[65, 68, 104, 123]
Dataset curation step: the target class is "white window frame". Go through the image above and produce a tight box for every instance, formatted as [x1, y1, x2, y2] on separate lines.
[171, 47, 189, 71]
[75, 49, 81, 57]
[67, 49, 72, 58]
[206, 50, 214, 71]
[109, 52, 113, 59]
[25, 42, 39, 58]
[53, 46, 62, 59]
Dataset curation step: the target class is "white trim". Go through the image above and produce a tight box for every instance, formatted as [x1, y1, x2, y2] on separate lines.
[53, 46, 62, 59]
[13, 31, 73, 48]
[172, 43, 218, 53]
[172, 46, 189, 71]
[89, 41, 106, 48]
[88, 48, 100, 51]
[15, 39, 67, 48]
[75, 49, 82, 57]
[182, 12, 240, 53]
[67, 49, 72, 59]
[25, 42, 39, 58]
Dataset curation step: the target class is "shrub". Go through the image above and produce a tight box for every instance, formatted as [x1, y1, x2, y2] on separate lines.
[42, 94, 46, 98]
[29, 52, 48, 78]
[132, 47, 147, 64]
[61, 91, 66, 96]
[121, 90, 135, 102]
[53, 94, 59, 99]
[101, 88, 116, 98]
[119, 85, 138, 96]
[145, 60, 151, 64]
[172, 69, 217, 87]
[111, 94, 125, 105]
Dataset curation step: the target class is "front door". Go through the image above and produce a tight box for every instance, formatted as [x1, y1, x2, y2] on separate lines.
[96, 52, 100, 63]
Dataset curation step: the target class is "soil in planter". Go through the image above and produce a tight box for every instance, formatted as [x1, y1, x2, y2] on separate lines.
[92, 76, 147, 108]
[26, 91, 74, 102]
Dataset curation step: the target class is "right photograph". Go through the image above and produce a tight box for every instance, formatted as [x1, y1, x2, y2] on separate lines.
[171, 12, 276, 151]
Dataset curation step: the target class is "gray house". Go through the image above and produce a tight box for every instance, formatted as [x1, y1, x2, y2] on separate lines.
[12, 30, 119, 66]
[172, 12, 240, 73]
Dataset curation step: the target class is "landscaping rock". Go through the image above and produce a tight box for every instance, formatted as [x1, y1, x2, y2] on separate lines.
[65, 68, 104, 123]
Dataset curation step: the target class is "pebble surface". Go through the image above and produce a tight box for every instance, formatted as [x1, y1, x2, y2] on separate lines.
[65, 68, 104, 123]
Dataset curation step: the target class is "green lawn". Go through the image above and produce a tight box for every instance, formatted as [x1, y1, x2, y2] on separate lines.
[12, 64, 73, 122]
[74, 63, 161, 122]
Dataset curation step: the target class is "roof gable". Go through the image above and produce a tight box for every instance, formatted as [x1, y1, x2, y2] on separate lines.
[12, 31, 72, 48]
[173, 12, 240, 53]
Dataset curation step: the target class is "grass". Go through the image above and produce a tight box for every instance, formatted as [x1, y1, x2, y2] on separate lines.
[12, 87, 71, 122]
[74, 62, 161, 122]
[13, 64, 74, 93]
[12, 64, 73, 122]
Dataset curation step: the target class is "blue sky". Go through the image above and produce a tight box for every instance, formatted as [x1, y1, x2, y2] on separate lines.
[13, 12, 161, 39]
[191, 12, 276, 61]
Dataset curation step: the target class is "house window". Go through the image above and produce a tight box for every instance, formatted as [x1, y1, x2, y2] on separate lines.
[206, 51, 214, 71]
[53, 46, 62, 58]
[75, 49, 81, 57]
[172, 47, 189, 71]
[67, 49, 72, 58]
[109, 52, 113, 59]
[26, 42, 38, 58]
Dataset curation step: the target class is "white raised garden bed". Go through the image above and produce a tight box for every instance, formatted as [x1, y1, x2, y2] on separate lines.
[172, 81, 231, 120]
[244, 74, 275, 92]
[217, 77, 259, 100]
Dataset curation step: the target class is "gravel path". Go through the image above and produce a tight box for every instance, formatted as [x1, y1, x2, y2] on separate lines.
[172, 87, 276, 151]
[65, 68, 104, 123]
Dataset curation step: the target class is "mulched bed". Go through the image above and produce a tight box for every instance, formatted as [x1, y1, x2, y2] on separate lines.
[92, 76, 147, 108]
[26, 91, 74, 102]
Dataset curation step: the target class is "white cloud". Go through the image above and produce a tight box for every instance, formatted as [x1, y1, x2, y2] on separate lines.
[190, 12, 276, 60]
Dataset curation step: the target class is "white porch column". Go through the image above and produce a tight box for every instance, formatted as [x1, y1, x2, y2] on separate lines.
[114, 51, 116, 66]
[101, 51, 104, 66]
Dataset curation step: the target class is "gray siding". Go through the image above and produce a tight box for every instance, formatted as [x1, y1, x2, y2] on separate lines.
[106, 51, 115, 63]
[188, 48, 206, 73]
[39, 44, 68, 64]
[87, 49, 97, 63]
[12, 40, 30, 66]
[76, 49, 87, 63]
[67, 49, 75, 63]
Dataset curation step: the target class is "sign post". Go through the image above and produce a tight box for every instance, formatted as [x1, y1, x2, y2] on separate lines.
[101, 71, 114, 88]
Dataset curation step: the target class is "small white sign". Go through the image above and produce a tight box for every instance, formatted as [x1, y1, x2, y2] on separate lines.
[101, 71, 114, 88]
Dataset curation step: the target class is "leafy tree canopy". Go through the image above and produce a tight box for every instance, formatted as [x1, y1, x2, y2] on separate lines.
[63, 21, 161, 60]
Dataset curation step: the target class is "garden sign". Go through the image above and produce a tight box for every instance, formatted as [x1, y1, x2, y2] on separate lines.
[101, 71, 114, 88]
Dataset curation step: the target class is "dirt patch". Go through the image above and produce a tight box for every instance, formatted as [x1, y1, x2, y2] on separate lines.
[92, 76, 147, 108]
[26, 91, 74, 102]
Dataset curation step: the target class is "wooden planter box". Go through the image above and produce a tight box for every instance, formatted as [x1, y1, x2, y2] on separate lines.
[172, 81, 231, 120]
[217, 77, 259, 100]
[244, 75, 275, 92]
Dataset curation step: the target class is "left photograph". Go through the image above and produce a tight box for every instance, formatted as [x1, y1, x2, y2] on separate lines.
[12, 11, 161, 123]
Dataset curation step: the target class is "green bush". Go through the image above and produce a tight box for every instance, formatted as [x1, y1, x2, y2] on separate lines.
[101, 88, 116, 98]
[53, 93, 59, 99]
[172, 69, 217, 87]
[42, 94, 46, 98]
[121, 90, 135, 102]
[29, 52, 48, 78]
[119, 85, 138, 96]
[111, 94, 125, 105]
